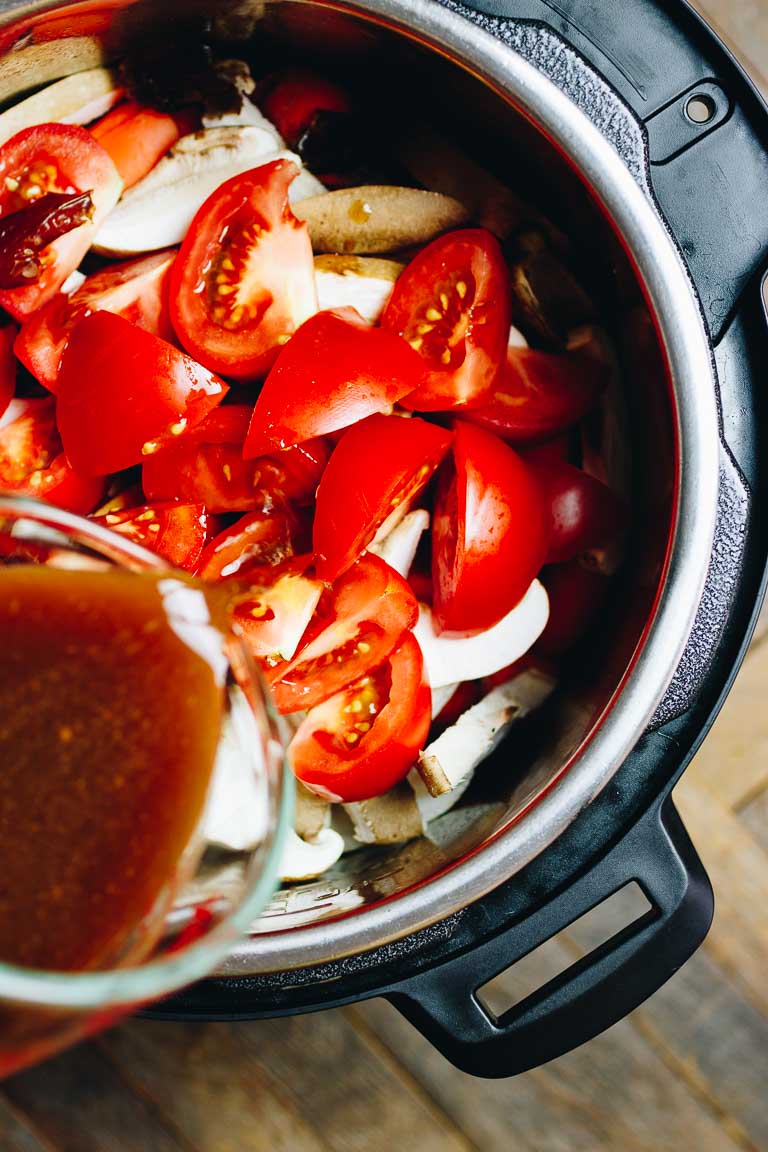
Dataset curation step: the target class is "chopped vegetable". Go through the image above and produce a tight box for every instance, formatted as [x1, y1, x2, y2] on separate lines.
[293, 185, 469, 254]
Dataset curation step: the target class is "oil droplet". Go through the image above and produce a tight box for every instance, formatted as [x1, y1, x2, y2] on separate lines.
[348, 199, 373, 225]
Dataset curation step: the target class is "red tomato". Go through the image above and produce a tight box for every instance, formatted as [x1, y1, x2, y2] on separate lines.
[313, 414, 452, 582]
[520, 434, 574, 467]
[0, 124, 122, 319]
[0, 324, 17, 421]
[196, 507, 301, 582]
[90, 102, 196, 189]
[268, 553, 418, 714]
[537, 560, 609, 656]
[232, 559, 324, 662]
[462, 346, 603, 443]
[55, 312, 228, 477]
[92, 502, 211, 571]
[0, 397, 104, 513]
[382, 229, 511, 411]
[142, 404, 330, 513]
[289, 632, 431, 803]
[259, 70, 351, 149]
[15, 250, 176, 393]
[170, 159, 316, 381]
[432, 420, 550, 633]
[244, 307, 424, 458]
[529, 458, 625, 565]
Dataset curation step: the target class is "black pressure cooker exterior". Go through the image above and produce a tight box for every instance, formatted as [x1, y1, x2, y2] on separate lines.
[154, 0, 768, 1076]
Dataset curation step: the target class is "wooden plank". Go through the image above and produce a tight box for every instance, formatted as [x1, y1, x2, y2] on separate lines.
[101, 1020, 331, 1152]
[679, 640, 768, 809]
[1, 1042, 191, 1152]
[690, 0, 768, 96]
[0, 1097, 54, 1152]
[738, 786, 768, 855]
[673, 777, 768, 1019]
[354, 938, 744, 1152]
[218, 1012, 476, 1152]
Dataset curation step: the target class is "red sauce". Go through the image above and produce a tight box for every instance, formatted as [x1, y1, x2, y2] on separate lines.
[0, 565, 226, 971]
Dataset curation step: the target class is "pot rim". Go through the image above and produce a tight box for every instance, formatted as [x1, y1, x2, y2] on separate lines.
[0, 0, 721, 974]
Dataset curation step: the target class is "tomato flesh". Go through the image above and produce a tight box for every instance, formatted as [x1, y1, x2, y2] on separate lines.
[0, 325, 17, 422]
[170, 159, 317, 381]
[289, 632, 431, 802]
[268, 553, 418, 714]
[142, 404, 330, 514]
[260, 70, 351, 149]
[93, 502, 211, 571]
[15, 250, 176, 393]
[196, 507, 302, 582]
[56, 312, 228, 477]
[313, 413, 452, 582]
[383, 229, 511, 411]
[0, 124, 122, 319]
[432, 420, 550, 633]
[232, 559, 324, 662]
[0, 397, 104, 513]
[244, 307, 425, 458]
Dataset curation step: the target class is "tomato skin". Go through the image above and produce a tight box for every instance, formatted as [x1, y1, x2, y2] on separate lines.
[142, 404, 330, 514]
[536, 560, 608, 656]
[196, 507, 301, 582]
[432, 420, 550, 634]
[0, 325, 17, 421]
[260, 70, 351, 149]
[289, 632, 431, 803]
[55, 312, 228, 477]
[0, 124, 122, 320]
[0, 397, 104, 513]
[244, 307, 425, 458]
[268, 553, 419, 714]
[90, 102, 196, 188]
[15, 250, 176, 393]
[313, 414, 452, 582]
[93, 502, 211, 571]
[170, 159, 317, 382]
[461, 346, 603, 443]
[529, 458, 625, 565]
[382, 229, 511, 411]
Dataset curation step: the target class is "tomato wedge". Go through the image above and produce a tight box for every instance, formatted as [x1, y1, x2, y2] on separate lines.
[170, 159, 317, 381]
[289, 632, 431, 803]
[244, 307, 425, 458]
[0, 397, 104, 513]
[537, 560, 609, 656]
[142, 404, 330, 514]
[432, 420, 550, 633]
[0, 324, 17, 421]
[93, 502, 211, 571]
[259, 70, 351, 149]
[196, 507, 302, 582]
[56, 312, 228, 477]
[233, 559, 324, 662]
[382, 229, 511, 411]
[529, 457, 625, 565]
[90, 102, 196, 189]
[268, 553, 418, 714]
[462, 346, 603, 443]
[313, 414, 451, 582]
[0, 124, 122, 319]
[15, 250, 176, 393]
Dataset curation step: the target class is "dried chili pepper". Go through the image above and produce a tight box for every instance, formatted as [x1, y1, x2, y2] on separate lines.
[0, 191, 94, 289]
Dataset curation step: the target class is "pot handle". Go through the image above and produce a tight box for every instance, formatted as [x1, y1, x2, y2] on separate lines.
[457, 0, 768, 341]
[386, 796, 713, 1077]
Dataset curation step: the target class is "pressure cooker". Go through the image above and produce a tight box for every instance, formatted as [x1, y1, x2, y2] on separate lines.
[1, 0, 766, 1078]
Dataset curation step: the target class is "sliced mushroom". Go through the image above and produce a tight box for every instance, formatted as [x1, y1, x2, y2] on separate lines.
[407, 764, 475, 824]
[279, 827, 345, 882]
[0, 67, 122, 148]
[368, 508, 429, 578]
[314, 254, 403, 323]
[294, 186, 469, 254]
[0, 41, 107, 105]
[508, 230, 597, 348]
[417, 667, 557, 797]
[93, 128, 320, 255]
[294, 781, 331, 840]
[413, 581, 549, 689]
[343, 780, 425, 845]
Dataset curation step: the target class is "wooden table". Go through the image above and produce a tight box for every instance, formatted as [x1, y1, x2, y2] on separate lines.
[2, 2, 767, 1148]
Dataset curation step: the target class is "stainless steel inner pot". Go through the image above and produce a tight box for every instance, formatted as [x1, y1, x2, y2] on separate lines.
[0, 0, 720, 974]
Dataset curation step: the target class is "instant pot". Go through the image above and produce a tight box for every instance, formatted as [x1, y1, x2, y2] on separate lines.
[2, 0, 767, 1077]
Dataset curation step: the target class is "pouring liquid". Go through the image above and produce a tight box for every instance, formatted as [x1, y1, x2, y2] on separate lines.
[0, 565, 226, 972]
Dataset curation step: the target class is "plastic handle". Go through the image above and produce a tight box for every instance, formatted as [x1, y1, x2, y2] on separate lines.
[386, 797, 713, 1077]
[456, 0, 768, 340]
